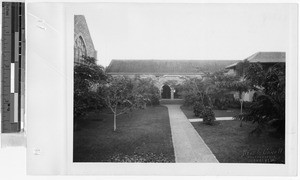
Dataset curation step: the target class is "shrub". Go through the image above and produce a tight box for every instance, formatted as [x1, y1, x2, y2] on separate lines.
[202, 106, 216, 125]
[212, 98, 229, 110]
[132, 77, 160, 106]
[193, 101, 205, 118]
[243, 101, 253, 109]
[147, 85, 160, 106]
[74, 56, 107, 129]
[213, 98, 222, 109]
[180, 91, 199, 106]
[149, 93, 160, 105]
[179, 78, 205, 106]
[239, 63, 285, 137]
[227, 99, 240, 109]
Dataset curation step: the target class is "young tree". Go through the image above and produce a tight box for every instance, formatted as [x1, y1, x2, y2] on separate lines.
[228, 61, 250, 116]
[180, 76, 217, 125]
[224, 80, 249, 112]
[203, 67, 250, 126]
[100, 76, 146, 131]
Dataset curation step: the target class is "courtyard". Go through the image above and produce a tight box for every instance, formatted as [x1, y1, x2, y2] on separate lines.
[74, 102, 285, 163]
[74, 13, 286, 164]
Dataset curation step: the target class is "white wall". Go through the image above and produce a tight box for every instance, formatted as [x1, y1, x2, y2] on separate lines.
[26, 3, 66, 175]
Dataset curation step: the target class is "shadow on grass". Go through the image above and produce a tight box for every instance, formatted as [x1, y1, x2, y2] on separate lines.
[191, 120, 285, 163]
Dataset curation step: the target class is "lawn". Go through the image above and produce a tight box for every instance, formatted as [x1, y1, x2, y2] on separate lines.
[73, 106, 175, 162]
[191, 120, 285, 163]
[180, 105, 240, 119]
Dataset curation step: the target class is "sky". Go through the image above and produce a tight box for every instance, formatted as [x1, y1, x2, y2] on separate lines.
[78, 3, 293, 67]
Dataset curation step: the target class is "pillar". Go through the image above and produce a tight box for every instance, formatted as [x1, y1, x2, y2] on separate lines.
[171, 88, 174, 100]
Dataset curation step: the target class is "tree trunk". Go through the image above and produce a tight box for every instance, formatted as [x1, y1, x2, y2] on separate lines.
[113, 106, 117, 131]
[113, 112, 117, 131]
[240, 100, 243, 114]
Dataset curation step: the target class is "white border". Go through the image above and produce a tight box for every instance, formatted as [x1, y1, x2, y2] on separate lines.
[65, 2, 298, 176]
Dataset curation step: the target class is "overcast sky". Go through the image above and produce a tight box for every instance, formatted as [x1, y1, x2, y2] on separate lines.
[78, 3, 292, 67]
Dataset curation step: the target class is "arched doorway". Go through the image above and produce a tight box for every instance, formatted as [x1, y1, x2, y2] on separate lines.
[161, 84, 171, 99]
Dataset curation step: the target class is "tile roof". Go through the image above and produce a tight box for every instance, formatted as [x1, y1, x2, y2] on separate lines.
[106, 60, 238, 75]
[245, 52, 286, 63]
[226, 52, 286, 69]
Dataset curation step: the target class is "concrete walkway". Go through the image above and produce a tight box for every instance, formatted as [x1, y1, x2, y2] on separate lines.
[165, 104, 219, 163]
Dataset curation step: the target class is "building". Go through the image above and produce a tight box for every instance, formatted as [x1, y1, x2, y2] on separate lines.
[74, 15, 97, 64]
[226, 52, 285, 71]
[106, 60, 238, 99]
[226, 52, 286, 101]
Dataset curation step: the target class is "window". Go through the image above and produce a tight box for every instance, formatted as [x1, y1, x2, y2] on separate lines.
[74, 36, 87, 64]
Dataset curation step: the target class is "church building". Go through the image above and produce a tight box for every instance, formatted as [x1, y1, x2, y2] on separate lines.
[74, 15, 97, 64]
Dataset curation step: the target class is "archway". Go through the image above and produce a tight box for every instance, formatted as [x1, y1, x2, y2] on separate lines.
[161, 84, 171, 99]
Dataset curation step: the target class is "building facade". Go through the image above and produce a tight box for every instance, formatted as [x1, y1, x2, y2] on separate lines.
[106, 52, 285, 101]
[226, 52, 286, 101]
[106, 60, 238, 99]
[74, 15, 97, 64]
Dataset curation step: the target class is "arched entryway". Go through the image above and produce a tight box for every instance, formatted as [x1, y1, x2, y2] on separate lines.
[161, 84, 171, 99]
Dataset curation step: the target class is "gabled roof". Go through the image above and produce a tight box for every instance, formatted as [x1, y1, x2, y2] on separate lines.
[226, 52, 286, 69]
[106, 60, 238, 75]
[245, 52, 285, 63]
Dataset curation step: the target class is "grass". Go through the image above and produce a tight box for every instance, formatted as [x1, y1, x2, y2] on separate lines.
[191, 120, 285, 163]
[180, 105, 240, 119]
[73, 106, 175, 163]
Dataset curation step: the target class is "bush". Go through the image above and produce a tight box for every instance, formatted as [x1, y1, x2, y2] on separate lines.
[179, 78, 205, 106]
[202, 106, 216, 125]
[243, 101, 253, 109]
[149, 85, 160, 106]
[133, 77, 160, 106]
[180, 91, 198, 106]
[239, 63, 285, 138]
[212, 94, 236, 110]
[149, 94, 160, 105]
[212, 98, 229, 110]
[74, 56, 107, 120]
[193, 101, 205, 118]
[227, 100, 240, 109]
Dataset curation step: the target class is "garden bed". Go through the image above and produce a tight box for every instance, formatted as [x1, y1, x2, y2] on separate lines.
[73, 106, 175, 162]
[191, 120, 285, 163]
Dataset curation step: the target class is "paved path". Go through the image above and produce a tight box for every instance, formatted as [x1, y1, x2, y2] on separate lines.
[165, 104, 219, 163]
